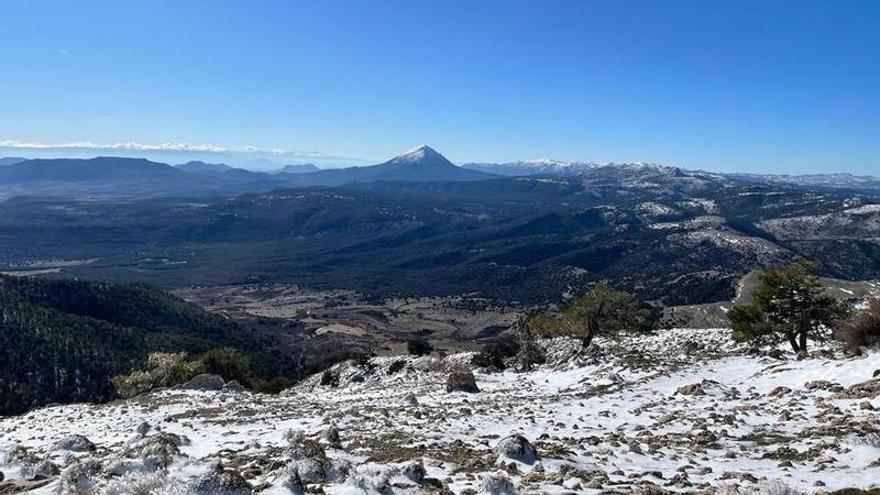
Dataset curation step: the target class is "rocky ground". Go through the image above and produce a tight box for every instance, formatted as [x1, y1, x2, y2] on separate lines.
[2, 329, 879, 494]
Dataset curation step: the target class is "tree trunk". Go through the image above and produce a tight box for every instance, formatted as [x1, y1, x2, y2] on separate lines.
[787, 333, 801, 354]
[798, 330, 808, 353]
[581, 316, 598, 348]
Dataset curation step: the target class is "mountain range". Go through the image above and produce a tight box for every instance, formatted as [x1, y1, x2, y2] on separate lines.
[2, 146, 879, 201]
[0, 145, 496, 200]
[2, 153, 878, 306]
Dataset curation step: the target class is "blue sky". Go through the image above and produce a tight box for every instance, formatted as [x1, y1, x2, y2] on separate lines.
[1, 0, 878, 173]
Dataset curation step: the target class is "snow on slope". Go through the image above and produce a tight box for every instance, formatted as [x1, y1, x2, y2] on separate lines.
[1, 329, 879, 494]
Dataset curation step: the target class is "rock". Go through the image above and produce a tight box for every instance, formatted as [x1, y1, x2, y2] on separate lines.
[122, 432, 189, 470]
[323, 425, 342, 449]
[223, 380, 245, 392]
[860, 401, 875, 410]
[478, 471, 517, 495]
[320, 369, 340, 388]
[405, 392, 419, 406]
[191, 464, 252, 495]
[495, 434, 539, 464]
[401, 460, 427, 484]
[769, 386, 792, 397]
[675, 379, 737, 397]
[22, 460, 59, 480]
[57, 459, 103, 494]
[805, 380, 843, 392]
[54, 434, 96, 452]
[387, 359, 407, 375]
[834, 378, 880, 399]
[691, 429, 718, 446]
[287, 436, 332, 484]
[136, 422, 152, 437]
[446, 370, 480, 393]
[281, 467, 305, 495]
[179, 373, 226, 391]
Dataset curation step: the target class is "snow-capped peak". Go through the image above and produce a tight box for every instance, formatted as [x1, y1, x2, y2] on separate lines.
[384, 145, 454, 167]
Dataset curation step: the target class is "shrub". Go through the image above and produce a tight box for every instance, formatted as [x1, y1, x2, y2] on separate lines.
[112, 352, 203, 398]
[196, 347, 254, 387]
[472, 335, 520, 370]
[837, 299, 880, 353]
[406, 339, 433, 357]
[528, 286, 648, 348]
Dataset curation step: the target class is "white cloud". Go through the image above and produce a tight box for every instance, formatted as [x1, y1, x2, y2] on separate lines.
[0, 139, 369, 169]
[0, 140, 229, 153]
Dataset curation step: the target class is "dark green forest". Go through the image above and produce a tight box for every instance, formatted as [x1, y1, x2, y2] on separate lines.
[0, 275, 293, 415]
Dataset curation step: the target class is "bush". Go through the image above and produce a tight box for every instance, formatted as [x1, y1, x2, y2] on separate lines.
[112, 352, 203, 398]
[838, 299, 880, 353]
[472, 335, 520, 370]
[528, 286, 648, 348]
[253, 375, 298, 394]
[406, 339, 433, 357]
[196, 347, 254, 387]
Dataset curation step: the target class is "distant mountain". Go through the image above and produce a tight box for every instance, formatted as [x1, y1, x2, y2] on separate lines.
[276, 163, 320, 175]
[0, 157, 26, 166]
[283, 145, 497, 186]
[0, 156, 190, 182]
[175, 160, 233, 174]
[730, 172, 880, 193]
[0, 156, 291, 200]
[463, 159, 599, 176]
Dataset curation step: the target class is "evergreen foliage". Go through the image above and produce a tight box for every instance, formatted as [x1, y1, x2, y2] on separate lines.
[728, 262, 848, 353]
[0, 275, 286, 415]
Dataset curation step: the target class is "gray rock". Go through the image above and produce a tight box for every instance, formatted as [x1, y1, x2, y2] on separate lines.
[122, 432, 189, 470]
[57, 459, 103, 494]
[446, 370, 480, 393]
[287, 437, 332, 484]
[223, 380, 245, 392]
[179, 373, 226, 391]
[54, 434, 96, 452]
[323, 425, 342, 449]
[401, 460, 427, 484]
[478, 471, 517, 495]
[495, 434, 539, 464]
[22, 460, 59, 480]
[191, 464, 252, 495]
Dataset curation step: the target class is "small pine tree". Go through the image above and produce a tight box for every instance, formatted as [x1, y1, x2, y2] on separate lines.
[728, 262, 847, 353]
[529, 286, 647, 348]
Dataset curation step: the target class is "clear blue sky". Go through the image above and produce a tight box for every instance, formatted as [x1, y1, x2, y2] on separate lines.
[1, 0, 878, 173]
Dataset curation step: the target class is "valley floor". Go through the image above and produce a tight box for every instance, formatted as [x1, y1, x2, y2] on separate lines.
[2, 329, 879, 494]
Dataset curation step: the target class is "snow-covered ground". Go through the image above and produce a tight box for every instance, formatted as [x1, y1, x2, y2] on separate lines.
[2, 329, 879, 494]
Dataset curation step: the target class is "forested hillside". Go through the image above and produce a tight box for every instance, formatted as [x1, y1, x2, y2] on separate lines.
[0, 276, 290, 415]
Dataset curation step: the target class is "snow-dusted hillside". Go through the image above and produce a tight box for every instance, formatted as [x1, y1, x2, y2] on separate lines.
[2, 329, 879, 494]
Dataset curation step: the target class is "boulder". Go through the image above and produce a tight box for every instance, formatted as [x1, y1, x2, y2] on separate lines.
[179, 373, 226, 391]
[54, 434, 96, 452]
[57, 459, 103, 494]
[446, 370, 480, 393]
[478, 471, 517, 495]
[191, 464, 252, 495]
[122, 432, 189, 470]
[323, 425, 342, 449]
[495, 434, 539, 464]
[400, 460, 427, 484]
[22, 460, 59, 480]
[287, 436, 332, 484]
